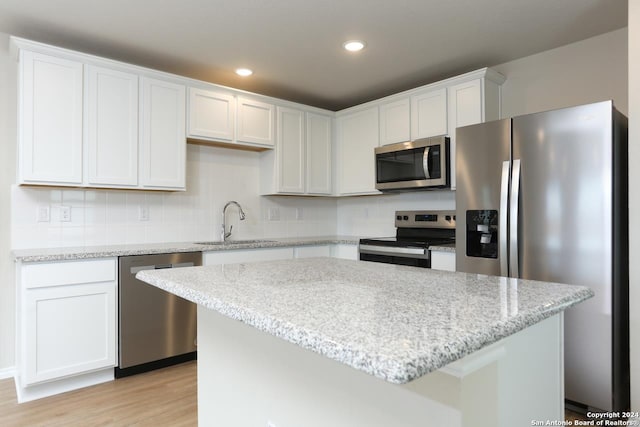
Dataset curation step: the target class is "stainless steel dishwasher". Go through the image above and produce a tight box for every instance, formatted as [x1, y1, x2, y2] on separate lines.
[116, 252, 201, 378]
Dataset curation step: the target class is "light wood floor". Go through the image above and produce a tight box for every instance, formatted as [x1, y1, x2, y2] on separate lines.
[0, 361, 197, 427]
[0, 359, 590, 426]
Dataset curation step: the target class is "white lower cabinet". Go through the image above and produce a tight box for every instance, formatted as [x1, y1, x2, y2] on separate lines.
[294, 245, 331, 258]
[430, 251, 456, 272]
[331, 244, 359, 260]
[204, 247, 294, 265]
[17, 258, 117, 402]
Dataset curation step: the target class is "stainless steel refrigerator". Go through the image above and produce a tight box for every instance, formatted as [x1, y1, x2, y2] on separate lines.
[455, 100, 629, 412]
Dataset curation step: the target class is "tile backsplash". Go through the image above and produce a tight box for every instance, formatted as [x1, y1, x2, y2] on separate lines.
[11, 144, 456, 250]
[11, 144, 338, 249]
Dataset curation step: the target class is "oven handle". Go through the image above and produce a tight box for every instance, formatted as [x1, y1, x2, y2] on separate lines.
[359, 244, 429, 259]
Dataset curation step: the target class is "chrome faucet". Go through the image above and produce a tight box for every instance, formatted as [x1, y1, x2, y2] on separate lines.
[221, 201, 246, 241]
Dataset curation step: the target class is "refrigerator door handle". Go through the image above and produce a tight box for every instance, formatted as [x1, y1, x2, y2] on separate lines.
[499, 160, 510, 276]
[422, 146, 431, 179]
[509, 159, 521, 278]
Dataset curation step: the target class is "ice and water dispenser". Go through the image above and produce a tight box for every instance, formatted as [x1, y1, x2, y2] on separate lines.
[465, 210, 499, 258]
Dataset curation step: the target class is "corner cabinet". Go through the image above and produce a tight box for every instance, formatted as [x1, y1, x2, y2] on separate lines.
[336, 106, 380, 195]
[260, 107, 332, 195]
[16, 258, 117, 402]
[15, 40, 187, 191]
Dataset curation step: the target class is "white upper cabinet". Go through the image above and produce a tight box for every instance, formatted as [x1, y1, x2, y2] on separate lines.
[260, 107, 332, 195]
[337, 106, 379, 195]
[237, 97, 275, 147]
[187, 87, 235, 142]
[140, 77, 186, 190]
[305, 112, 332, 195]
[335, 68, 503, 195]
[411, 87, 448, 140]
[15, 39, 189, 191]
[277, 106, 305, 193]
[379, 98, 410, 145]
[447, 79, 482, 129]
[447, 77, 502, 189]
[19, 50, 83, 185]
[86, 65, 139, 187]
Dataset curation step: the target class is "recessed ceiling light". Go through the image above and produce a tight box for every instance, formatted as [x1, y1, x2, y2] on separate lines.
[235, 68, 253, 77]
[343, 40, 366, 52]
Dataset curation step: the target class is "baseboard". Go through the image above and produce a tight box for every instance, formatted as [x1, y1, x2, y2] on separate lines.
[15, 368, 114, 403]
[0, 366, 15, 380]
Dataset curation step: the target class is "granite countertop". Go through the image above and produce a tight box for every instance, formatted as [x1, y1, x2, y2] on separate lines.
[429, 243, 456, 253]
[12, 236, 360, 262]
[136, 257, 593, 384]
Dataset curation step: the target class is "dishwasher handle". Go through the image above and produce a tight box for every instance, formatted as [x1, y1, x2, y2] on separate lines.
[130, 262, 195, 274]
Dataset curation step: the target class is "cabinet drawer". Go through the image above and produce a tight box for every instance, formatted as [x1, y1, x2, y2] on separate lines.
[22, 259, 116, 289]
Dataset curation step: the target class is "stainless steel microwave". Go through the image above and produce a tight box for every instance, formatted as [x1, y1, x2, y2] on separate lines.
[375, 136, 450, 191]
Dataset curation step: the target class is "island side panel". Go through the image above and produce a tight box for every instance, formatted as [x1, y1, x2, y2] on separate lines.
[197, 307, 563, 427]
[197, 307, 461, 427]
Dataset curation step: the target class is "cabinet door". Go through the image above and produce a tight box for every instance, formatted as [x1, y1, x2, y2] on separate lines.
[330, 244, 359, 260]
[448, 79, 482, 190]
[86, 65, 138, 187]
[24, 282, 116, 385]
[237, 97, 275, 147]
[140, 77, 186, 190]
[337, 107, 379, 195]
[430, 251, 456, 272]
[188, 88, 235, 142]
[448, 79, 482, 129]
[379, 98, 410, 145]
[294, 245, 331, 258]
[277, 107, 305, 193]
[19, 51, 83, 185]
[411, 87, 447, 140]
[306, 113, 332, 195]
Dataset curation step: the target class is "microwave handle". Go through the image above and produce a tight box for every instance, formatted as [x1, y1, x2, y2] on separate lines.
[422, 147, 431, 179]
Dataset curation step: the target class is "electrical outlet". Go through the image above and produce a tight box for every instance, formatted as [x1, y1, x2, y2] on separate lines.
[139, 205, 150, 221]
[295, 207, 303, 220]
[60, 206, 71, 222]
[37, 206, 50, 222]
[268, 207, 280, 221]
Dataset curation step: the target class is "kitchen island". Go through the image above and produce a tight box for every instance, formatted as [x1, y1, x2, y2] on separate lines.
[136, 257, 593, 427]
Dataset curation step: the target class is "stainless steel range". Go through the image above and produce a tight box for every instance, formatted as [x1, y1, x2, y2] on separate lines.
[359, 210, 456, 268]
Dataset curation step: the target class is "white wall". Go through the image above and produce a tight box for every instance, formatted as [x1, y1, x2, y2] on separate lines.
[628, 0, 639, 411]
[0, 33, 17, 376]
[494, 28, 628, 118]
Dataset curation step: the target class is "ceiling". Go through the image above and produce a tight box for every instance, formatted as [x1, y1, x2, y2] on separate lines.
[0, 0, 627, 111]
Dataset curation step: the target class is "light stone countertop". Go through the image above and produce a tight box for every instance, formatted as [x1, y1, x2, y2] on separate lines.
[12, 236, 360, 262]
[136, 257, 593, 384]
[428, 243, 456, 253]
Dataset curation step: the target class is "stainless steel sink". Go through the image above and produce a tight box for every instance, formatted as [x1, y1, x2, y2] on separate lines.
[194, 239, 277, 246]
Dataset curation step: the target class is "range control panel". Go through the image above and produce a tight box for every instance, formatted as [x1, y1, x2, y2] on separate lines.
[394, 210, 456, 229]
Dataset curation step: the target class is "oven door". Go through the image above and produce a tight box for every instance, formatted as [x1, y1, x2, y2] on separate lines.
[375, 136, 449, 191]
[359, 244, 431, 268]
